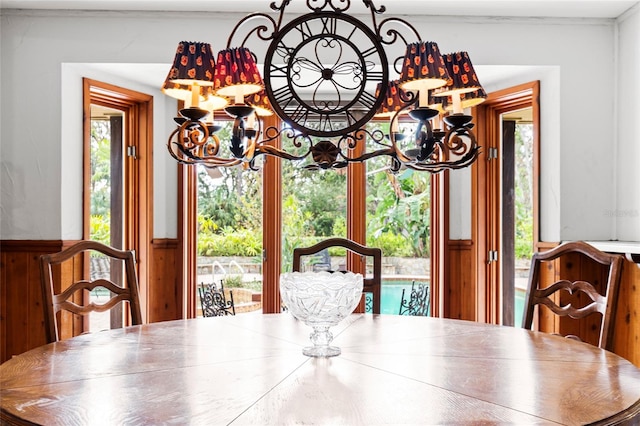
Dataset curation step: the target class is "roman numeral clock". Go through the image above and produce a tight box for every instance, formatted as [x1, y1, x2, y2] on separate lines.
[264, 13, 388, 138]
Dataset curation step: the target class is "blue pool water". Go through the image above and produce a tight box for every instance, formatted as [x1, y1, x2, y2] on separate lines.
[367, 280, 429, 315]
[370, 280, 526, 323]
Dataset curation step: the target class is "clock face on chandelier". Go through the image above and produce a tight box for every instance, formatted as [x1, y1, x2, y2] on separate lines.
[264, 13, 389, 137]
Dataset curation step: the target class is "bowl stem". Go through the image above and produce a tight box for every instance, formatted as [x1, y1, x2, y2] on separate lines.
[303, 325, 341, 357]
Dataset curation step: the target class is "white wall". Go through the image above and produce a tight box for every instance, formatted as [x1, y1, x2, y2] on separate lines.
[615, 5, 640, 241]
[60, 63, 178, 239]
[1, 9, 638, 243]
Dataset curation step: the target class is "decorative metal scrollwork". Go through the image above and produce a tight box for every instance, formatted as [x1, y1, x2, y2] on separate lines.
[198, 281, 236, 317]
[398, 281, 430, 316]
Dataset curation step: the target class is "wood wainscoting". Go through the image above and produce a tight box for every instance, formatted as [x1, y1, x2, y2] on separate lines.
[612, 257, 640, 366]
[1, 240, 69, 363]
[533, 252, 639, 366]
[148, 238, 181, 323]
[1, 238, 182, 363]
[445, 239, 640, 367]
[446, 239, 477, 321]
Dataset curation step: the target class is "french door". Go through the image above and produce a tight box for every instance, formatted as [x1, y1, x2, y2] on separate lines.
[83, 78, 152, 327]
[476, 81, 540, 326]
[184, 117, 441, 316]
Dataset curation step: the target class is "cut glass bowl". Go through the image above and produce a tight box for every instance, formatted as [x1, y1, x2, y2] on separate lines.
[280, 271, 363, 357]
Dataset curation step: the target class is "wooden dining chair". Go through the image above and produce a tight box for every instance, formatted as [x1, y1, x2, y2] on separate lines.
[522, 241, 623, 350]
[292, 238, 382, 314]
[40, 240, 143, 343]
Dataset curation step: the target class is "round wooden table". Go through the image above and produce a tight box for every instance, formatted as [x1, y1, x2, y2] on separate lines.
[2, 314, 640, 425]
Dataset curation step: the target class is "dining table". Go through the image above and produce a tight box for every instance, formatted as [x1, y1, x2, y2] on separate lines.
[1, 313, 640, 425]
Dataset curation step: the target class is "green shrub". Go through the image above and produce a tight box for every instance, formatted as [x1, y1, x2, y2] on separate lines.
[197, 228, 262, 257]
[223, 275, 244, 288]
[90, 214, 110, 245]
[368, 232, 414, 257]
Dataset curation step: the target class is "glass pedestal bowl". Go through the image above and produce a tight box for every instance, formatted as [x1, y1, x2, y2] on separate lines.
[280, 271, 363, 357]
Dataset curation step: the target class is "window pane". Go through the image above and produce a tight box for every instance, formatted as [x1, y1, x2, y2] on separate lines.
[281, 126, 348, 273]
[196, 121, 263, 316]
[366, 121, 431, 316]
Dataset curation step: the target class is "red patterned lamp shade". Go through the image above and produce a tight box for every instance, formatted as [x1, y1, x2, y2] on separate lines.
[398, 41, 450, 106]
[214, 47, 264, 103]
[434, 51, 485, 113]
[374, 80, 412, 118]
[162, 41, 217, 106]
[246, 90, 274, 117]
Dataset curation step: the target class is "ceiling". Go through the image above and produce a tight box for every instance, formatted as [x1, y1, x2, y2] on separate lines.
[1, 0, 638, 19]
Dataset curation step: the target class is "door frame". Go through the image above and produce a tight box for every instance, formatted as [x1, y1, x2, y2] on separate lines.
[83, 78, 153, 321]
[474, 81, 540, 325]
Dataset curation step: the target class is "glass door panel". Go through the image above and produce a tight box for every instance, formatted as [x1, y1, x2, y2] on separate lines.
[365, 121, 431, 315]
[195, 121, 264, 316]
[281, 126, 348, 273]
[89, 104, 124, 331]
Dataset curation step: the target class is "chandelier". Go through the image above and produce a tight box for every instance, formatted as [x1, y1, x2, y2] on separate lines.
[162, 0, 485, 172]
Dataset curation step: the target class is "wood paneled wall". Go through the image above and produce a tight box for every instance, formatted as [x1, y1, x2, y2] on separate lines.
[1, 239, 181, 363]
[612, 258, 639, 365]
[446, 240, 476, 321]
[446, 240, 640, 367]
[3, 238, 638, 367]
[1, 241, 67, 362]
[147, 239, 181, 323]
[535, 251, 616, 348]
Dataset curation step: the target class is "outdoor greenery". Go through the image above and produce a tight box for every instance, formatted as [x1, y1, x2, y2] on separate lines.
[196, 122, 434, 272]
[89, 119, 112, 246]
[514, 122, 534, 260]
[195, 120, 534, 266]
[89, 117, 534, 273]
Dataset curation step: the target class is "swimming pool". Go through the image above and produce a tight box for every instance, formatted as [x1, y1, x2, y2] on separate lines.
[370, 279, 526, 323]
[366, 279, 430, 315]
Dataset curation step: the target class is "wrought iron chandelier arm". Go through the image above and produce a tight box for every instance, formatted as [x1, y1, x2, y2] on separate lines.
[377, 17, 421, 45]
[226, 12, 279, 48]
[256, 143, 310, 162]
[344, 127, 389, 149]
[270, 0, 292, 28]
[408, 149, 480, 172]
[169, 142, 243, 168]
[362, 0, 386, 37]
[255, 125, 313, 160]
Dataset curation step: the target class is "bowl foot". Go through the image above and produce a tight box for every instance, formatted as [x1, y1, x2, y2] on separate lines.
[303, 345, 341, 357]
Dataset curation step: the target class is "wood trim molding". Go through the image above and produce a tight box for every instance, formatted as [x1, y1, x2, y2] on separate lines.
[177, 98, 198, 319]
[346, 138, 367, 313]
[0, 240, 69, 251]
[83, 78, 154, 323]
[446, 239, 475, 320]
[448, 240, 473, 248]
[1, 239, 78, 362]
[430, 171, 448, 318]
[150, 239, 179, 249]
[473, 81, 540, 325]
[261, 115, 282, 314]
